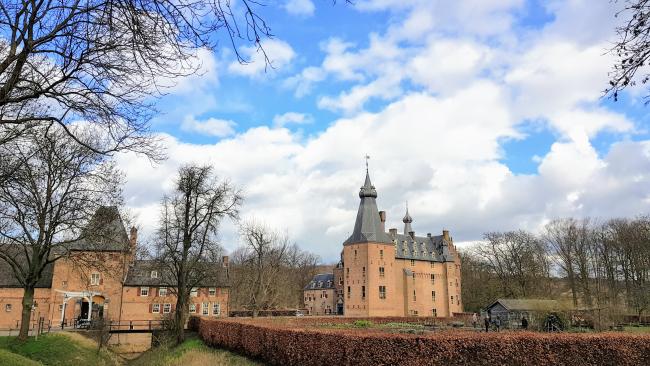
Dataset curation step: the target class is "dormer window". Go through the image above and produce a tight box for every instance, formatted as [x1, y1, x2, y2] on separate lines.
[151, 271, 158, 279]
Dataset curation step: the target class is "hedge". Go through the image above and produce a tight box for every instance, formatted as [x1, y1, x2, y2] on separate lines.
[194, 317, 650, 366]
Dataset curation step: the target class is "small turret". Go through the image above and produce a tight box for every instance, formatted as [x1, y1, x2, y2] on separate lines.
[402, 202, 413, 235]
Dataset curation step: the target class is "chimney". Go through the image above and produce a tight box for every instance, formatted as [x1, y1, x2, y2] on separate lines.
[427, 233, 431, 238]
[129, 227, 138, 252]
[389, 228, 397, 238]
[443, 230, 450, 241]
[408, 231, 415, 239]
[379, 211, 386, 232]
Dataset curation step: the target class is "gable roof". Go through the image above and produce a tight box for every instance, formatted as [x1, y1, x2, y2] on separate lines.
[124, 260, 229, 288]
[304, 273, 335, 290]
[487, 299, 559, 312]
[343, 172, 393, 245]
[68, 206, 130, 252]
[0, 245, 54, 288]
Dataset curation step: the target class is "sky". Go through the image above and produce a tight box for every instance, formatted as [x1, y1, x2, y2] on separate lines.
[117, 0, 650, 263]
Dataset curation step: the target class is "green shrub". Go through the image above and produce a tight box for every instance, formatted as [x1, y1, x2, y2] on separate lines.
[353, 320, 373, 328]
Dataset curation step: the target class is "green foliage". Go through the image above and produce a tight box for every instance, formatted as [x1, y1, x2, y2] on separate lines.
[380, 322, 424, 329]
[0, 349, 42, 366]
[0, 334, 117, 366]
[353, 320, 373, 328]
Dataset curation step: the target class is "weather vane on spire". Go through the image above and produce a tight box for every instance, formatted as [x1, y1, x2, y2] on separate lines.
[365, 154, 370, 172]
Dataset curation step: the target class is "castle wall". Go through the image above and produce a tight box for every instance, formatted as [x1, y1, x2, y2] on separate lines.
[304, 288, 335, 315]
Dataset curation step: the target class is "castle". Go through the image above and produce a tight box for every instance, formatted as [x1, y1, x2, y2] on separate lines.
[304, 170, 463, 317]
[0, 207, 229, 330]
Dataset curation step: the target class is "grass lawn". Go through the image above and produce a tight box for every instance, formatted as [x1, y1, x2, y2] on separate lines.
[623, 326, 650, 333]
[129, 336, 261, 366]
[0, 332, 119, 366]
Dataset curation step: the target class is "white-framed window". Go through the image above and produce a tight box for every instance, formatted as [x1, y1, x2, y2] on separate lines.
[5, 304, 12, 312]
[379, 267, 385, 277]
[212, 303, 220, 316]
[190, 288, 198, 297]
[432, 308, 437, 317]
[140, 287, 149, 296]
[202, 302, 209, 315]
[430, 274, 435, 284]
[152, 303, 160, 313]
[90, 273, 100, 285]
[379, 286, 386, 299]
[158, 287, 167, 297]
[209, 287, 216, 296]
[163, 303, 171, 313]
[432, 291, 436, 301]
[189, 303, 196, 313]
[151, 271, 158, 278]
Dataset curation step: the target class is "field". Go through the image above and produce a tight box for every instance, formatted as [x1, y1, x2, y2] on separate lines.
[194, 316, 650, 366]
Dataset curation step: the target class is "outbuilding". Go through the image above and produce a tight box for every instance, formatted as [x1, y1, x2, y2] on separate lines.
[484, 299, 560, 329]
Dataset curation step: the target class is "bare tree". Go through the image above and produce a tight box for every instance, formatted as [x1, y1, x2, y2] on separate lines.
[154, 164, 241, 344]
[0, 0, 280, 158]
[543, 219, 580, 307]
[0, 125, 122, 340]
[607, 0, 650, 101]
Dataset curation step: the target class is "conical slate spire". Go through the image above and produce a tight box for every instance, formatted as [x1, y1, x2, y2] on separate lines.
[403, 202, 413, 235]
[344, 170, 392, 245]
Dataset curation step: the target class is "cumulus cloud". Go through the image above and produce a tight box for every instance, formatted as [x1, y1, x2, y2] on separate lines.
[228, 39, 296, 78]
[181, 115, 236, 137]
[273, 112, 314, 127]
[284, 0, 315, 17]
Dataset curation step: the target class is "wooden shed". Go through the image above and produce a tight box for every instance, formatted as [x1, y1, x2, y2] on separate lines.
[484, 299, 560, 329]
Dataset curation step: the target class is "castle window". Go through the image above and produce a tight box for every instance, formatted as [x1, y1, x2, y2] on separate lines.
[380, 249, 383, 259]
[413, 290, 416, 301]
[339, 276, 343, 285]
[209, 287, 216, 296]
[451, 296, 454, 302]
[163, 303, 171, 313]
[152, 303, 160, 313]
[150, 270, 158, 279]
[346, 268, 349, 276]
[159, 287, 167, 297]
[189, 303, 196, 313]
[432, 308, 437, 317]
[379, 286, 386, 299]
[140, 287, 149, 296]
[379, 267, 385, 277]
[430, 262, 434, 268]
[202, 302, 209, 315]
[354, 249, 357, 257]
[412, 273, 416, 281]
[213, 303, 220, 315]
[90, 273, 100, 286]
[430, 274, 435, 284]
[5, 304, 11, 312]
[317, 281, 322, 287]
[347, 286, 351, 299]
[362, 267, 365, 276]
[432, 291, 436, 301]
[361, 286, 366, 299]
[410, 259, 415, 266]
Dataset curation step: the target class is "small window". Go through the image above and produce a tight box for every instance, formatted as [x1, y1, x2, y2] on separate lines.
[379, 286, 386, 299]
[451, 295, 454, 302]
[430, 261, 434, 268]
[150, 271, 158, 278]
[159, 287, 167, 297]
[432, 308, 437, 317]
[62, 281, 67, 288]
[189, 303, 196, 313]
[413, 290, 416, 301]
[430, 274, 435, 284]
[432, 291, 436, 301]
[202, 302, 209, 315]
[5, 304, 12, 312]
[212, 303, 220, 316]
[58, 304, 64, 311]
[152, 303, 160, 313]
[410, 259, 415, 266]
[361, 286, 366, 299]
[362, 267, 365, 276]
[140, 287, 149, 296]
[379, 249, 383, 259]
[338, 276, 343, 285]
[209, 287, 216, 296]
[190, 288, 198, 297]
[379, 267, 385, 277]
[90, 273, 100, 286]
[346, 268, 349, 275]
[354, 249, 357, 257]
[163, 303, 171, 313]
[347, 286, 351, 299]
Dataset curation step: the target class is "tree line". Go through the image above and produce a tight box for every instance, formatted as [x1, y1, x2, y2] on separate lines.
[461, 217, 650, 321]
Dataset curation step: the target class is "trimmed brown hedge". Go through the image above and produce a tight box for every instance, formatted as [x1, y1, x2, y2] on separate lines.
[195, 317, 650, 366]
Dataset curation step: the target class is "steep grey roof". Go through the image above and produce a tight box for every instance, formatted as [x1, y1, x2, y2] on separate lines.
[0, 248, 54, 288]
[343, 172, 393, 245]
[124, 260, 228, 287]
[488, 299, 559, 312]
[304, 273, 335, 290]
[392, 233, 455, 262]
[68, 206, 130, 252]
[402, 204, 413, 234]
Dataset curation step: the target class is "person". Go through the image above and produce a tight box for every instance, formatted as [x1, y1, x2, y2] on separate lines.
[521, 316, 529, 330]
[484, 316, 490, 332]
[495, 316, 501, 332]
[472, 313, 478, 328]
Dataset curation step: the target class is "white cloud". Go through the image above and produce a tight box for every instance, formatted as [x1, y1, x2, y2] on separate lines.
[284, 0, 315, 17]
[228, 39, 296, 78]
[273, 112, 314, 127]
[181, 115, 236, 137]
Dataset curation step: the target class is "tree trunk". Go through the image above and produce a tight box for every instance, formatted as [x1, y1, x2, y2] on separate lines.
[18, 286, 35, 340]
[174, 292, 186, 345]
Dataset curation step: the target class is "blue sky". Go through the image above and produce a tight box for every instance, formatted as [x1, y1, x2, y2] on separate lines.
[119, 0, 650, 262]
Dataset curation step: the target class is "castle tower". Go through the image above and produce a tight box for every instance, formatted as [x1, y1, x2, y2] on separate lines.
[342, 168, 396, 316]
[403, 202, 413, 236]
